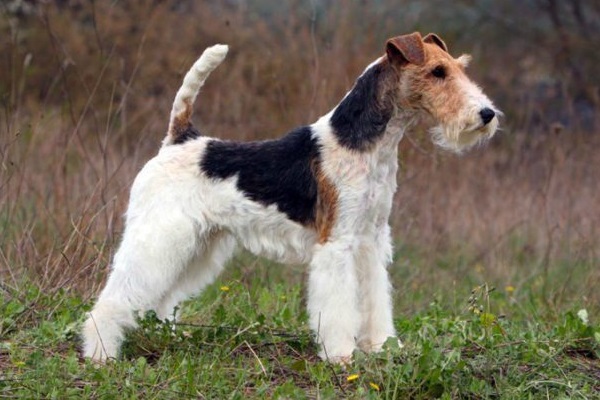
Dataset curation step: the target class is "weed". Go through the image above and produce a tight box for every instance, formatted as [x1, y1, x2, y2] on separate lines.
[1, 269, 599, 398]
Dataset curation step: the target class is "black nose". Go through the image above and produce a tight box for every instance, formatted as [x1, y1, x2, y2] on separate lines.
[479, 108, 496, 125]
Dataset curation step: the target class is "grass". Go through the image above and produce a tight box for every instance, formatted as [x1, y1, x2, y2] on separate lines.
[1, 252, 598, 399]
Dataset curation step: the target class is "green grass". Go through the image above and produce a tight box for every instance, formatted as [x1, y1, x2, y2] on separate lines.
[1, 253, 599, 399]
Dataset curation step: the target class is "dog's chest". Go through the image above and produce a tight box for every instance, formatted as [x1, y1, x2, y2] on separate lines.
[361, 147, 399, 224]
[325, 145, 399, 234]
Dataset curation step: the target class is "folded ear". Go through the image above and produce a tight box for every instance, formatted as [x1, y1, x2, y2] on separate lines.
[423, 33, 448, 52]
[386, 32, 425, 66]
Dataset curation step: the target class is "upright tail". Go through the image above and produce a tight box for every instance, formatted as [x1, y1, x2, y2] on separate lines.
[164, 44, 229, 146]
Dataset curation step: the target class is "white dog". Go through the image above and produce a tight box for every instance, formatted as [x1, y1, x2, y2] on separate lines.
[83, 32, 499, 363]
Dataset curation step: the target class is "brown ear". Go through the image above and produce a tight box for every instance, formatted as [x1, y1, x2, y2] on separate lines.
[423, 33, 448, 52]
[386, 32, 425, 66]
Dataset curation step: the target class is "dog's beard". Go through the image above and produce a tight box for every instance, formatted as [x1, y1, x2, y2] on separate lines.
[430, 114, 499, 154]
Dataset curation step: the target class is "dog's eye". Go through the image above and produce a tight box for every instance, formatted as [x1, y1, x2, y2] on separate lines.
[431, 65, 446, 79]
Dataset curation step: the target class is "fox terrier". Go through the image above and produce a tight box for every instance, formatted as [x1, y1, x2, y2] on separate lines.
[82, 32, 499, 363]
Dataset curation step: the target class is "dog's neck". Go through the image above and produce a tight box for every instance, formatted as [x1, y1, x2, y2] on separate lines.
[329, 60, 393, 151]
[328, 58, 412, 153]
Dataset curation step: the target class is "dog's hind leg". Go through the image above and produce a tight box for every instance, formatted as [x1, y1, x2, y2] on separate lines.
[155, 231, 237, 321]
[82, 206, 200, 362]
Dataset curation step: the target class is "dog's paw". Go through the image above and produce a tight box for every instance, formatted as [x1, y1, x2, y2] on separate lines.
[324, 353, 353, 368]
[358, 335, 403, 353]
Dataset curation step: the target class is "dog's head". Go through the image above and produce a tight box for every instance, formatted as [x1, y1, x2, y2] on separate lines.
[385, 32, 500, 153]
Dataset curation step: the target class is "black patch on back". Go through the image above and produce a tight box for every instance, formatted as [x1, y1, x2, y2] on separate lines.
[200, 126, 319, 224]
[330, 63, 393, 151]
[173, 124, 201, 145]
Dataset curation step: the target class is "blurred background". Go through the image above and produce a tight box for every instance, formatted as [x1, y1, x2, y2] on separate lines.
[1, 0, 598, 314]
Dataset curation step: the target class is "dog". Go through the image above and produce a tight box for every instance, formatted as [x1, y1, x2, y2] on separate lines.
[82, 32, 499, 364]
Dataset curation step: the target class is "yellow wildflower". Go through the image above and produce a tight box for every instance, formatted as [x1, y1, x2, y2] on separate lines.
[369, 382, 380, 391]
[220, 285, 230, 292]
[346, 373, 359, 382]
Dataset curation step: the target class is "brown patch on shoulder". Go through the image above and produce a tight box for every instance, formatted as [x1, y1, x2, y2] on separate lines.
[312, 160, 339, 244]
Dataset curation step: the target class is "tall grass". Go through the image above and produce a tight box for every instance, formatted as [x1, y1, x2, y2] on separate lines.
[0, 1, 598, 315]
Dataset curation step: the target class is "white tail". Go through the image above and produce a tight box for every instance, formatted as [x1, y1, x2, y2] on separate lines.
[164, 44, 229, 146]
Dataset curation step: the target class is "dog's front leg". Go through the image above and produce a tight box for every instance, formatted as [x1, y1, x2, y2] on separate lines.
[356, 224, 399, 353]
[307, 236, 360, 363]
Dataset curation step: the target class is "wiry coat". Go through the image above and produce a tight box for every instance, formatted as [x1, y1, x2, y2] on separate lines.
[82, 33, 499, 363]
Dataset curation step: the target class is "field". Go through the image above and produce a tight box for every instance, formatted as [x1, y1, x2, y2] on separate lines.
[1, 259, 599, 398]
[1, 1, 599, 398]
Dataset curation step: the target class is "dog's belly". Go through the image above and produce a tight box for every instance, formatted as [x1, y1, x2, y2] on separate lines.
[231, 211, 317, 264]
[197, 179, 318, 264]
